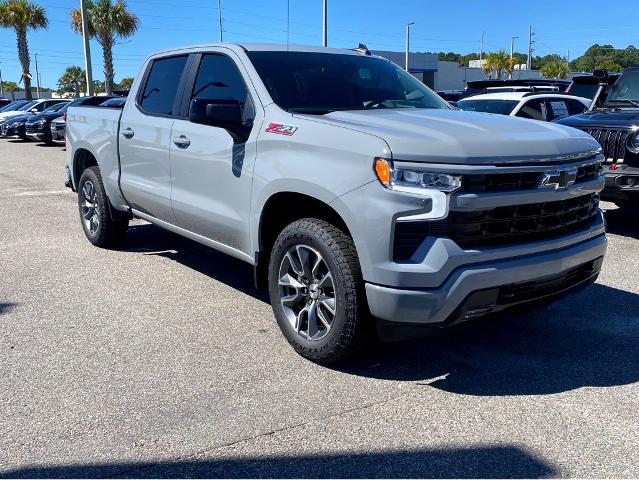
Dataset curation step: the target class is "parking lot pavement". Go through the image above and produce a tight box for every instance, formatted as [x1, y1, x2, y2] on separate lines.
[0, 138, 638, 478]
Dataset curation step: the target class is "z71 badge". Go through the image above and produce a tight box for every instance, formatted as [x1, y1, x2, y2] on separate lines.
[265, 123, 298, 136]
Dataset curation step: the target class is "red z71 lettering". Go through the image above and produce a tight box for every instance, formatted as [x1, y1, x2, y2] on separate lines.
[265, 123, 298, 135]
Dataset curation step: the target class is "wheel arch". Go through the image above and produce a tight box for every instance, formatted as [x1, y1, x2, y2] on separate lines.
[253, 191, 356, 289]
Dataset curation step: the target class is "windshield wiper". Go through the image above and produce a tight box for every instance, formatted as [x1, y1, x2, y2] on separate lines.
[606, 99, 639, 108]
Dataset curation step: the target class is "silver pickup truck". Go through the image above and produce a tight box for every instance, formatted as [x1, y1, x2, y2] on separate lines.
[66, 43, 607, 363]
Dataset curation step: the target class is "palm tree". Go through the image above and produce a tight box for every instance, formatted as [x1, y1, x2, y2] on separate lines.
[70, 0, 138, 95]
[540, 61, 570, 79]
[0, 0, 48, 99]
[483, 50, 514, 79]
[58, 66, 86, 98]
[118, 76, 134, 90]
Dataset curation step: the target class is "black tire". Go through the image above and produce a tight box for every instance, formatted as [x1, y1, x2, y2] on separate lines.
[77, 166, 128, 247]
[268, 218, 367, 364]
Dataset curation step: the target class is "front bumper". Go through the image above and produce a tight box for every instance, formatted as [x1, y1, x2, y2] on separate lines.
[50, 124, 65, 142]
[367, 231, 606, 331]
[601, 171, 639, 204]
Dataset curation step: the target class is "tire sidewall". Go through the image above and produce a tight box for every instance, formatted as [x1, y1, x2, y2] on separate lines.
[268, 223, 353, 361]
[78, 168, 109, 244]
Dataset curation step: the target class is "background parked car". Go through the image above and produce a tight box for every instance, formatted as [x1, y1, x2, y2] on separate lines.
[0, 113, 34, 140]
[49, 96, 115, 144]
[0, 98, 68, 121]
[457, 91, 591, 121]
[0, 98, 11, 108]
[566, 73, 620, 102]
[459, 79, 571, 99]
[437, 90, 463, 102]
[0, 99, 30, 114]
[25, 101, 71, 144]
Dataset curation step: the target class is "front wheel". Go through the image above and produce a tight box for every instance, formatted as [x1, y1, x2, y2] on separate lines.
[77, 166, 128, 247]
[268, 218, 367, 364]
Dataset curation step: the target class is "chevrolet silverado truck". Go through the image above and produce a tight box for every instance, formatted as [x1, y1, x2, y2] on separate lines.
[556, 68, 639, 207]
[66, 44, 607, 363]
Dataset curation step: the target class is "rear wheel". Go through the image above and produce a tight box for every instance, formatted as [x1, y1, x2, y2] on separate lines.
[78, 166, 128, 247]
[268, 218, 367, 364]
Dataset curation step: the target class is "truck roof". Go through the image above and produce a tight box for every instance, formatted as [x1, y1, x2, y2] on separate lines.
[149, 43, 366, 57]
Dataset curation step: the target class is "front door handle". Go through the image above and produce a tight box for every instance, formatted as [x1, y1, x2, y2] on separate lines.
[173, 135, 191, 148]
[121, 127, 134, 139]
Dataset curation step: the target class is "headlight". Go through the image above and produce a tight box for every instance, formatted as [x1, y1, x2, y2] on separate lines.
[627, 132, 639, 154]
[374, 158, 462, 193]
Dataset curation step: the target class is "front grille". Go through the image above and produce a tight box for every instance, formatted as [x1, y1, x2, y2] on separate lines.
[585, 128, 629, 163]
[461, 163, 600, 193]
[393, 194, 600, 259]
[433, 193, 599, 248]
[25, 124, 38, 133]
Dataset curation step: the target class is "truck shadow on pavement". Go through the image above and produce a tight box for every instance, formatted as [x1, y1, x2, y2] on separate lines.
[120, 223, 639, 397]
[121, 223, 269, 303]
[0, 445, 555, 478]
[339, 282, 639, 396]
[603, 206, 639, 240]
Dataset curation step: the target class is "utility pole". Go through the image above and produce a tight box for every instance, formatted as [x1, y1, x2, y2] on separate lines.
[405, 22, 415, 72]
[479, 30, 484, 61]
[527, 25, 534, 71]
[218, 0, 223, 42]
[0, 62, 3, 97]
[80, 0, 94, 95]
[322, 0, 327, 47]
[510, 36, 519, 79]
[35, 54, 41, 98]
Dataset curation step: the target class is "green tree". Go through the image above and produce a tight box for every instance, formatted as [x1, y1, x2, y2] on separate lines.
[483, 50, 513, 79]
[595, 58, 622, 72]
[1, 80, 19, 91]
[57, 65, 86, 98]
[117, 76, 133, 90]
[0, 0, 48, 99]
[540, 61, 570, 78]
[70, 0, 138, 95]
[92, 79, 105, 94]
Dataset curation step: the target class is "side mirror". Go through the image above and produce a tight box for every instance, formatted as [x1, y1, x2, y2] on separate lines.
[593, 69, 608, 82]
[189, 98, 249, 143]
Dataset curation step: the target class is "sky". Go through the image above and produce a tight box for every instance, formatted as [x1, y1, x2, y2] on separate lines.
[0, 0, 638, 89]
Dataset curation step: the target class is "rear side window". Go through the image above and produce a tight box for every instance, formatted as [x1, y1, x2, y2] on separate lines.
[516, 99, 546, 121]
[547, 100, 569, 121]
[140, 55, 188, 115]
[566, 99, 587, 116]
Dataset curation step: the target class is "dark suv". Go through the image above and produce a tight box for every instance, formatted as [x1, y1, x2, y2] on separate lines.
[556, 68, 639, 207]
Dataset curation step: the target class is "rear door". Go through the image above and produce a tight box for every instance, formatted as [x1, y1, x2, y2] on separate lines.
[169, 50, 259, 256]
[118, 54, 189, 222]
[515, 98, 548, 121]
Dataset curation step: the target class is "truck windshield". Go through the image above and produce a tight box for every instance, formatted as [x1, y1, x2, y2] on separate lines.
[605, 70, 639, 106]
[457, 99, 519, 115]
[246, 51, 448, 114]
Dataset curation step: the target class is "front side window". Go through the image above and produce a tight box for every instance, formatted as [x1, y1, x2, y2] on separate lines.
[247, 51, 448, 114]
[566, 99, 588, 116]
[139, 55, 188, 115]
[457, 99, 519, 115]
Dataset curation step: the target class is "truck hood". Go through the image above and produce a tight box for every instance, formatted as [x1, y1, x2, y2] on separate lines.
[301, 109, 600, 164]
[555, 108, 639, 129]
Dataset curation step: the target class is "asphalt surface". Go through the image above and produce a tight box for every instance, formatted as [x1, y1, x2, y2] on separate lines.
[0, 138, 638, 478]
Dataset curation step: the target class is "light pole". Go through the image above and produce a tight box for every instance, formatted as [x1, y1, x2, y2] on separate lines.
[510, 36, 519, 79]
[405, 22, 415, 72]
[322, 0, 327, 47]
[80, 0, 94, 95]
[218, 0, 223, 42]
[0, 61, 3, 97]
[35, 53, 41, 98]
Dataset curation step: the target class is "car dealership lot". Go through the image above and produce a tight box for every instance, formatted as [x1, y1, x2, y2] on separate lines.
[1, 139, 638, 478]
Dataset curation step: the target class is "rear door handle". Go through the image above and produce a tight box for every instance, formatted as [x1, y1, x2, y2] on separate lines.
[173, 135, 190, 148]
[121, 127, 134, 138]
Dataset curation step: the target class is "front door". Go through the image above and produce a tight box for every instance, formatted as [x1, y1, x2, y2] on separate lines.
[170, 52, 258, 256]
[119, 54, 189, 222]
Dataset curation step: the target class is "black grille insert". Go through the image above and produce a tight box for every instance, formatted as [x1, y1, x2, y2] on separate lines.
[461, 164, 599, 193]
[433, 193, 599, 248]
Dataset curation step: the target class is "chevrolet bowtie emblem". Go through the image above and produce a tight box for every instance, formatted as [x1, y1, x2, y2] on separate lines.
[540, 167, 578, 189]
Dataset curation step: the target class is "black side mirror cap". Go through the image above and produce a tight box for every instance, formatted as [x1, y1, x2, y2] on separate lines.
[593, 69, 608, 82]
[189, 98, 250, 143]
